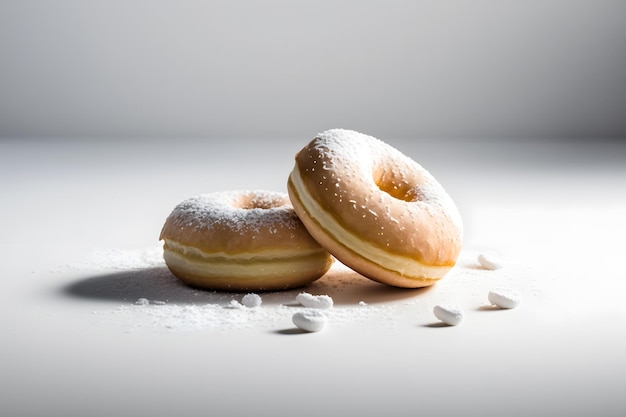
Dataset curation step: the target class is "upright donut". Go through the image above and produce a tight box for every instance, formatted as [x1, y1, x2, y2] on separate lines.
[160, 190, 334, 291]
[287, 129, 462, 288]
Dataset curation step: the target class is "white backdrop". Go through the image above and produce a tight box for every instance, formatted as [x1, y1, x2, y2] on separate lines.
[1, 0, 625, 140]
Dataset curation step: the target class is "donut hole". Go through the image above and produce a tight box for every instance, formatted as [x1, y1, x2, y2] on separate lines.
[239, 193, 288, 210]
[375, 170, 420, 202]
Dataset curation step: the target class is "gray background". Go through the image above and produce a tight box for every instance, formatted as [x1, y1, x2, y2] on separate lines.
[1, 0, 625, 140]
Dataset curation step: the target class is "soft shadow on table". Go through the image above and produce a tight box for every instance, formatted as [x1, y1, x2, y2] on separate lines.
[62, 264, 432, 306]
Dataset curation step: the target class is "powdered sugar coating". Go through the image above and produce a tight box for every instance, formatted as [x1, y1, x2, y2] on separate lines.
[292, 128, 462, 266]
[310, 129, 462, 230]
[158, 189, 325, 255]
[162, 190, 301, 236]
[160, 189, 334, 291]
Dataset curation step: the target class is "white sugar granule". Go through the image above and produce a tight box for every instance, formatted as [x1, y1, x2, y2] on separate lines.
[293, 310, 328, 332]
[478, 252, 505, 270]
[433, 304, 464, 326]
[135, 298, 150, 306]
[242, 293, 262, 308]
[227, 299, 245, 309]
[488, 288, 521, 309]
[135, 298, 166, 306]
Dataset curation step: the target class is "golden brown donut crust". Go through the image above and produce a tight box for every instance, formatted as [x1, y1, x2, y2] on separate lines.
[160, 190, 333, 291]
[287, 129, 462, 288]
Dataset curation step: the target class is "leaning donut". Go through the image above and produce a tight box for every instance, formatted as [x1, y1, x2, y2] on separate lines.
[287, 129, 462, 288]
[160, 190, 334, 291]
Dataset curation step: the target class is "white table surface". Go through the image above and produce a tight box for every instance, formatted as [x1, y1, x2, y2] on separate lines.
[1, 136, 625, 417]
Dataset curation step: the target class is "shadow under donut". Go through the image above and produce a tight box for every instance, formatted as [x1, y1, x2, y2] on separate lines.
[62, 263, 433, 306]
[61, 266, 228, 305]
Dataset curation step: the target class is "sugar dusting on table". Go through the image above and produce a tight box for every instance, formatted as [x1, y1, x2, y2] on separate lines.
[65, 246, 534, 333]
[71, 246, 397, 332]
[92, 298, 396, 333]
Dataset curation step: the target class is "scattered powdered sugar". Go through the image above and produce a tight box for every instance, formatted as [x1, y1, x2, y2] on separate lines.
[92, 296, 396, 332]
[66, 246, 530, 333]
[68, 246, 400, 332]
[57, 246, 165, 273]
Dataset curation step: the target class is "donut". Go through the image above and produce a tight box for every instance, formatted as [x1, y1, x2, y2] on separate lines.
[287, 129, 462, 288]
[159, 190, 334, 291]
